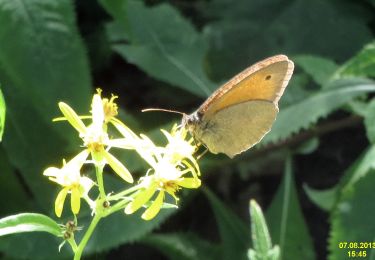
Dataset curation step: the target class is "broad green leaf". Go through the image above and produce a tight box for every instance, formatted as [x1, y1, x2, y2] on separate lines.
[141, 233, 221, 260]
[364, 99, 375, 143]
[335, 40, 375, 78]
[0, 87, 5, 141]
[303, 184, 338, 211]
[0, 147, 31, 215]
[0, 213, 61, 237]
[203, 0, 372, 81]
[103, 0, 215, 97]
[249, 200, 280, 260]
[81, 209, 174, 255]
[263, 78, 375, 144]
[0, 0, 91, 210]
[294, 55, 338, 86]
[0, 232, 71, 259]
[279, 74, 312, 107]
[347, 100, 369, 117]
[99, 0, 128, 32]
[328, 171, 375, 260]
[203, 188, 248, 260]
[266, 156, 315, 260]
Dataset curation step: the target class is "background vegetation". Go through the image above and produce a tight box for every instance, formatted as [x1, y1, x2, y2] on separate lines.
[0, 0, 375, 259]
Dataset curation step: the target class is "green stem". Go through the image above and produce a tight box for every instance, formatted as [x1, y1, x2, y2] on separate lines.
[95, 164, 106, 198]
[105, 199, 130, 216]
[67, 237, 78, 252]
[73, 214, 102, 260]
[107, 184, 141, 201]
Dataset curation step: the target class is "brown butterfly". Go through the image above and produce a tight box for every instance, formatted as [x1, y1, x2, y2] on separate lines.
[182, 55, 294, 158]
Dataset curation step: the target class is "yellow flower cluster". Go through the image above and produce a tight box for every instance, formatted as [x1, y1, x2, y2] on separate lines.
[124, 125, 201, 220]
[44, 90, 201, 220]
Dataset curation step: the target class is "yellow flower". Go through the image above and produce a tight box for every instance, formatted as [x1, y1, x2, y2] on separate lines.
[124, 125, 201, 220]
[56, 89, 136, 183]
[43, 150, 94, 217]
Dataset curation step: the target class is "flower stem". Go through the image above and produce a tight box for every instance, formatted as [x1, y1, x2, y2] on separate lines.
[73, 214, 102, 260]
[67, 237, 78, 252]
[107, 184, 141, 201]
[95, 164, 106, 199]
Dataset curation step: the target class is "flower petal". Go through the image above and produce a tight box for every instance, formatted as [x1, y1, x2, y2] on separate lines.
[142, 191, 164, 220]
[125, 183, 158, 214]
[177, 178, 201, 189]
[80, 176, 94, 195]
[43, 167, 60, 177]
[65, 150, 90, 169]
[91, 94, 105, 130]
[55, 188, 69, 217]
[71, 187, 81, 214]
[103, 150, 133, 183]
[58, 102, 87, 134]
[110, 118, 138, 139]
[107, 138, 136, 150]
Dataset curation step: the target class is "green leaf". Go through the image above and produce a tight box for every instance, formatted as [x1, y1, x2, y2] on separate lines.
[0, 147, 32, 215]
[263, 78, 375, 144]
[81, 209, 174, 255]
[266, 156, 315, 260]
[328, 170, 375, 260]
[203, 0, 372, 81]
[306, 145, 375, 213]
[103, 0, 215, 97]
[141, 233, 221, 260]
[0, 86, 5, 141]
[364, 98, 375, 143]
[203, 188, 249, 260]
[0, 0, 91, 209]
[335, 40, 375, 78]
[0, 232, 71, 259]
[303, 184, 338, 211]
[0, 213, 61, 237]
[294, 55, 338, 86]
[249, 200, 280, 260]
[294, 138, 319, 155]
[339, 145, 375, 190]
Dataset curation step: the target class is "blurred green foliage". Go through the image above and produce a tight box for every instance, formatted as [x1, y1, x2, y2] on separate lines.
[0, 0, 374, 259]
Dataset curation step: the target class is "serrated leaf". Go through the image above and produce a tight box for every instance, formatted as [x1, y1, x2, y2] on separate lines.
[141, 233, 221, 260]
[364, 98, 375, 143]
[328, 171, 375, 260]
[293, 55, 338, 86]
[0, 87, 5, 141]
[102, 0, 215, 97]
[203, 188, 248, 260]
[0, 213, 61, 237]
[266, 156, 315, 260]
[263, 78, 375, 144]
[249, 200, 280, 260]
[303, 184, 338, 211]
[335, 40, 375, 78]
[339, 145, 375, 189]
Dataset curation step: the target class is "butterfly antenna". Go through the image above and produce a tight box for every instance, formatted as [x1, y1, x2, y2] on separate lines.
[142, 108, 185, 115]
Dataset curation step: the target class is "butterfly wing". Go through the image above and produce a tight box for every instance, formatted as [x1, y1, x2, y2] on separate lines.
[200, 55, 293, 118]
[195, 100, 278, 158]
